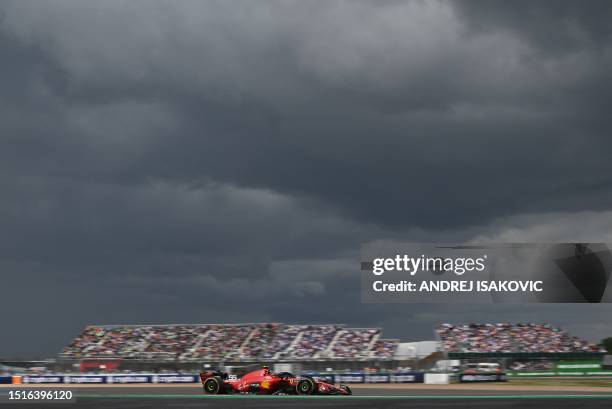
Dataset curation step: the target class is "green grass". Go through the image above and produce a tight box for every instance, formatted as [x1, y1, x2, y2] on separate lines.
[507, 378, 612, 388]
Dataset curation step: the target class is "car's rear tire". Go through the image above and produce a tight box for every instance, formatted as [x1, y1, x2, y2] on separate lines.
[203, 376, 223, 394]
[296, 378, 316, 395]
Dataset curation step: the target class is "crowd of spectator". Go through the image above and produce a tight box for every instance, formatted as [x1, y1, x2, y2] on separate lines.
[181, 324, 255, 360]
[437, 323, 603, 353]
[330, 329, 379, 358]
[63, 325, 208, 359]
[61, 323, 396, 361]
[279, 325, 340, 359]
[143, 326, 206, 358]
[62, 322, 600, 361]
[260, 325, 305, 359]
[62, 326, 108, 357]
[238, 323, 279, 359]
[371, 339, 400, 359]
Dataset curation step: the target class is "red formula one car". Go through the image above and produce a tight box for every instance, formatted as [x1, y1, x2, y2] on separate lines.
[200, 366, 352, 395]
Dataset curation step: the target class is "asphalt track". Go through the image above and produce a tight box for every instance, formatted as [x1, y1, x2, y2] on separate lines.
[3, 385, 612, 409]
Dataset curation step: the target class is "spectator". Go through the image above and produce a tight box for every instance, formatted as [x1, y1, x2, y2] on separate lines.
[437, 323, 604, 353]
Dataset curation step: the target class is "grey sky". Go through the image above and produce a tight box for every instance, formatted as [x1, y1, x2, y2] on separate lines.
[1, 0, 612, 358]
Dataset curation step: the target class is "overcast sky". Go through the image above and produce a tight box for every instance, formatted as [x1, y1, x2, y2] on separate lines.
[1, 0, 612, 359]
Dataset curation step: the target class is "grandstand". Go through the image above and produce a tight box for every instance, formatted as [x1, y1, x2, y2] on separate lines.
[58, 322, 604, 372]
[328, 328, 379, 359]
[436, 323, 605, 359]
[60, 323, 399, 362]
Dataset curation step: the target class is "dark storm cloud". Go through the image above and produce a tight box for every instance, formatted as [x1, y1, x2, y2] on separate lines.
[1, 1, 612, 357]
[3, 0, 612, 229]
[454, 0, 612, 54]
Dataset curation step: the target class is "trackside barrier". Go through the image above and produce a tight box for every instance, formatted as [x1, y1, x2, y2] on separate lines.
[22, 376, 63, 384]
[390, 373, 424, 383]
[151, 375, 199, 383]
[424, 373, 450, 384]
[304, 372, 424, 384]
[459, 373, 507, 382]
[17, 372, 427, 385]
[9, 371, 612, 385]
[19, 374, 199, 384]
[16, 371, 580, 384]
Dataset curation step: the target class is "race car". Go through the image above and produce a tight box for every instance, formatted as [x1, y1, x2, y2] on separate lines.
[200, 366, 352, 395]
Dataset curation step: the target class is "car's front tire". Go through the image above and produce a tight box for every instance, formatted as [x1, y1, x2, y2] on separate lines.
[296, 378, 316, 395]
